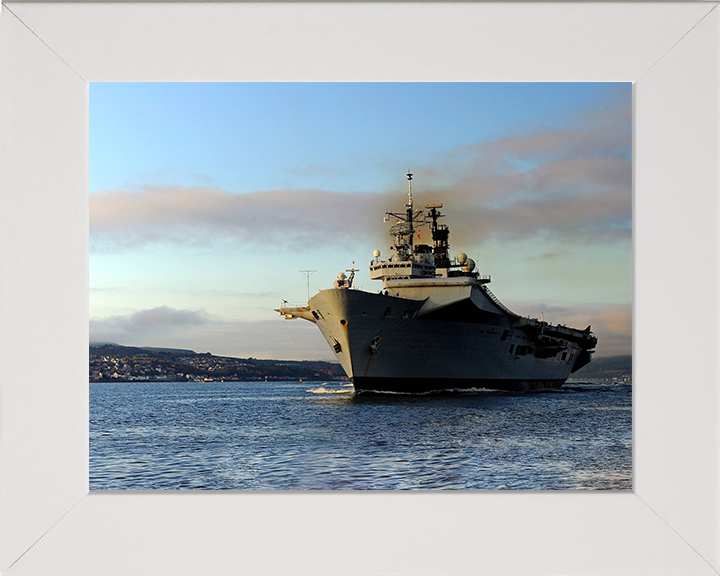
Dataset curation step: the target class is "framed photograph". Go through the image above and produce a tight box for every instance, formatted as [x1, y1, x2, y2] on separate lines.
[1, 2, 718, 575]
[87, 79, 632, 492]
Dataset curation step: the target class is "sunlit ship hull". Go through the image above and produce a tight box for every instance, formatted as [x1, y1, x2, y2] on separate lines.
[284, 284, 593, 394]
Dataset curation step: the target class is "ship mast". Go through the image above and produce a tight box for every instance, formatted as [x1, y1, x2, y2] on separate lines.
[382, 172, 426, 262]
[406, 171, 414, 253]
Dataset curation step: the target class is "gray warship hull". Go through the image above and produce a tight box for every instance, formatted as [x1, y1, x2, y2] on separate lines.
[293, 283, 592, 394]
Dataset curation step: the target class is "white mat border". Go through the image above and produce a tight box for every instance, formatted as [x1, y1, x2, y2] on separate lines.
[1, 2, 718, 575]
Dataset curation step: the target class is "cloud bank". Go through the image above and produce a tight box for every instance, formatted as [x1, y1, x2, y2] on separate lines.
[90, 99, 631, 253]
[90, 306, 333, 361]
[90, 306, 213, 343]
[90, 187, 387, 252]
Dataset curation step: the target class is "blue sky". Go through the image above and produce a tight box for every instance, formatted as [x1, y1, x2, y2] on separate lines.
[90, 82, 632, 360]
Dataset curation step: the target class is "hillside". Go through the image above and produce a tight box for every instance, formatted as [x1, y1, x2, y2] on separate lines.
[90, 343, 196, 359]
[89, 343, 346, 382]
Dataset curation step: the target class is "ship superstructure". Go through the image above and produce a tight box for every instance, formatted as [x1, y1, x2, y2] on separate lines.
[276, 173, 597, 393]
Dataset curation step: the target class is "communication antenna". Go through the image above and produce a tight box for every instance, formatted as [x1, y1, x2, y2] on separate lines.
[299, 270, 317, 301]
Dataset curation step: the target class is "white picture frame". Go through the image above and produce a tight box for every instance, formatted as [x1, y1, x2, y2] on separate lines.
[1, 2, 718, 575]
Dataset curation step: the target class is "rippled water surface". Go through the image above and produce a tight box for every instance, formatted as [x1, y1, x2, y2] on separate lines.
[90, 380, 631, 490]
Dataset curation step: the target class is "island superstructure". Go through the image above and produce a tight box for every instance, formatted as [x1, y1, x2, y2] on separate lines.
[276, 173, 597, 393]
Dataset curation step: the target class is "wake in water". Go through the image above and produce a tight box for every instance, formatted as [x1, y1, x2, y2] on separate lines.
[306, 385, 354, 395]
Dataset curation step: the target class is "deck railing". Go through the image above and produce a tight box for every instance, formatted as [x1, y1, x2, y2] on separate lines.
[480, 285, 521, 318]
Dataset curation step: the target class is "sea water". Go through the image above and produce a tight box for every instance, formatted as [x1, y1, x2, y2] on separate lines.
[90, 380, 631, 490]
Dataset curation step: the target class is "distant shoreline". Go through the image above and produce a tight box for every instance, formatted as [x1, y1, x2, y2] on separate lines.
[89, 343, 629, 384]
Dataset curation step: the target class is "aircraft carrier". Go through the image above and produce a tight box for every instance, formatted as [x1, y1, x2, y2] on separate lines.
[276, 173, 597, 393]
